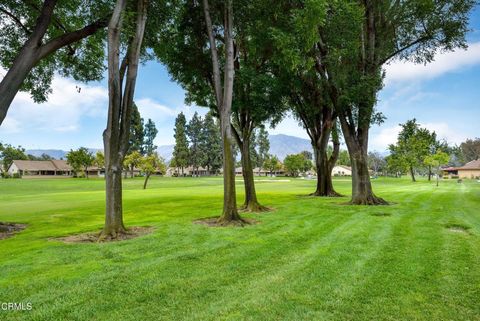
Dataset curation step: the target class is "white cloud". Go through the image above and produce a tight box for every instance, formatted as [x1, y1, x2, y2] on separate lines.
[384, 42, 480, 84]
[135, 98, 178, 120]
[370, 125, 402, 152]
[0, 72, 108, 135]
[268, 113, 309, 139]
[421, 122, 468, 145]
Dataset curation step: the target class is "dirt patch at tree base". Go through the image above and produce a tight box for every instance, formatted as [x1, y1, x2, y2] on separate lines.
[0, 222, 27, 240]
[53, 226, 154, 243]
[193, 217, 258, 227]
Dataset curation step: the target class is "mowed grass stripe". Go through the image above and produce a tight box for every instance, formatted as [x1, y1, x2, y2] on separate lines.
[0, 177, 479, 321]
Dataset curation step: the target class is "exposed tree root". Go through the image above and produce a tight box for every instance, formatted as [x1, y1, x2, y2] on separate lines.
[194, 216, 257, 227]
[348, 195, 389, 205]
[98, 226, 128, 242]
[239, 202, 272, 213]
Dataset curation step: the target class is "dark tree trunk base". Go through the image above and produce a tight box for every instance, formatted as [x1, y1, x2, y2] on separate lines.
[239, 201, 271, 213]
[194, 216, 255, 227]
[348, 194, 389, 205]
[309, 190, 343, 197]
[98, 224, 127, 241]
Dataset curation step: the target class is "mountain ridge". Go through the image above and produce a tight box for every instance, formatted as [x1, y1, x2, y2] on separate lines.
[26, 134, 312, 162]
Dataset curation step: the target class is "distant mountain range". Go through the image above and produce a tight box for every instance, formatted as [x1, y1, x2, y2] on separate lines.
[25, 148, 102, 160]
[269, 134, 312, 160]
[26, 134, 313, 162]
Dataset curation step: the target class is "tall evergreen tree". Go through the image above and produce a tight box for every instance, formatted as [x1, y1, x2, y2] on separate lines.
[199, 111, 222, 175]
[172, 112, 189, 175]
[460, 138, 480, 162]
[128, 102, 145, 154]
[143, 118, 158, 155]
[186, 112, 203, 176]
[256, 126, 270, 170]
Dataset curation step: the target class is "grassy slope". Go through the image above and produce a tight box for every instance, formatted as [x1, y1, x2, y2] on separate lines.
[0, 177, 479, 321]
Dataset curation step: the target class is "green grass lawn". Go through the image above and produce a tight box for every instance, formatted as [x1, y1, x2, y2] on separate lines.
[0, 176, 479, 321]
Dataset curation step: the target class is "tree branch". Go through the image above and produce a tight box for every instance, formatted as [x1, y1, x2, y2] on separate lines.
[231, 123, 242, 148]
[0, 7, 32, 34]
[38, 17, 109, 60]
[380, 35, 431, 65]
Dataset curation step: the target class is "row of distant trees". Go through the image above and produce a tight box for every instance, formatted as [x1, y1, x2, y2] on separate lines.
[171, 111, 222, 176]
[170, 111, 271, 177]
[3, 130, 479, 181]
[385, 119, 478, 182]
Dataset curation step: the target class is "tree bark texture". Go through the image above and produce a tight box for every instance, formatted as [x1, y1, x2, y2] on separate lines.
[311, 126, 341, 197]
[231, 112, 269, 212]
[339, 115, 388, 205]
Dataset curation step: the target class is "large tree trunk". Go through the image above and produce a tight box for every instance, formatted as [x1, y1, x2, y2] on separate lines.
[103, 164, 125, 235]
[218, 119, 242, 223]
[0, 0, 108, 126]
[348, 145, 387, 205]
[312, 144, 341, 197]
[339, 116, 387, 205]
[310, 124, 341, 197]
[239, 137, 268, 212]
[100, 0, 148, 238]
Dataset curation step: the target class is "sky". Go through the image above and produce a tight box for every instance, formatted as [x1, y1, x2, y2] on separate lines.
[1, 8, 479, 153]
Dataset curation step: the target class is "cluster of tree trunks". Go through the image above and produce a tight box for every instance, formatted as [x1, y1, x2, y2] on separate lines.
[101, 0, 149, 238]
[202, 0, 243, 224]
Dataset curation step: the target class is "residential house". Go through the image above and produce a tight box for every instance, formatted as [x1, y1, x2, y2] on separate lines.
[443, 159, 480, 179]
[7, 160, 104, 177]
[332, 165, 352, 176]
